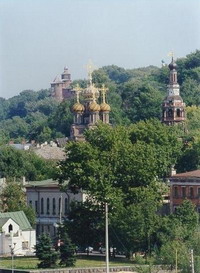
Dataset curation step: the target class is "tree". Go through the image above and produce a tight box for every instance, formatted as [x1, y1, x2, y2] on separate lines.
[35, 233, 58, 268]
[0, 181, 35, 226]
[56, 122, 180, 255]
[58, 225, 76, 267]
[66, 201, 104, 248]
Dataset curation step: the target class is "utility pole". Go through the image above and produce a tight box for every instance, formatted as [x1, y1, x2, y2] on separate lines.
[105, 202, 109, 273]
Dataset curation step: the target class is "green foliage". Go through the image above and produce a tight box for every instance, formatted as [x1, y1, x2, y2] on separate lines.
[56, 122, 181, 254]
[66, 201, 104, 248]
[0, 146, 55, 180]
[58, 225, 76, 267]
[0, 181, 35, 226]
[35, 234, 59, 268]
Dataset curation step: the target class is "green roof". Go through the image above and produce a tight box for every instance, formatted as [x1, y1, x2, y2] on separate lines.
[0, 211, 32, 230]
[26, 179, 58, 187]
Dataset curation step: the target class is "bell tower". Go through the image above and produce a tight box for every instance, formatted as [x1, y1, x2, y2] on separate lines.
[162, 56, 186, 125]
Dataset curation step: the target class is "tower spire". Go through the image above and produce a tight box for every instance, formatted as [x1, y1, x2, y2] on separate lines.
[161, 54, 186, 125]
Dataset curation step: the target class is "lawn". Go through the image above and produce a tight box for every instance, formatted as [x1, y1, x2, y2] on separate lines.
[0, 255, 134, 270]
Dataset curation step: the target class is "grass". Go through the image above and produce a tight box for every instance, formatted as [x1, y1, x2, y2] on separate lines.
[0, 255, 134, 270]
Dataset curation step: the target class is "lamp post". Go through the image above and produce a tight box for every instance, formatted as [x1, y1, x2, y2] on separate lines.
[9, 242, 16, 273]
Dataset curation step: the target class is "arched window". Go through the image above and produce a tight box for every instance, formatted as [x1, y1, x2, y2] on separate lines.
[46, 198, 50, 215]
[41, 198, 44, 214]
[53, 198, 56, 215]
[177, 109, 181, 117]
[168, 109, 173, 118]
[8, 224, 13, 233]
[64, 198, 68, 215]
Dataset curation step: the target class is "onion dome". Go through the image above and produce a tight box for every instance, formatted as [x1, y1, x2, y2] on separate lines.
[168, 60, 177, 70]
[88, 101, 101, 112]
[100, 102, 111, 112]
[72, 102, 85, 112]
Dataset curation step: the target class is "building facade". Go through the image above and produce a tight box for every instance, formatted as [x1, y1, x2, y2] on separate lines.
[162, 57, 186, 125]
[51, 67, 74, 102]
[0, 211, 36, 256]
[170, 170, 200, 212]
[25, 179, 86, 238]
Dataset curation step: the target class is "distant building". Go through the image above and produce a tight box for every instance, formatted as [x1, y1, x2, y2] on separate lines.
[0, 211, 36, 256]
[170, 170, 200, 212]
[162, 57, 186, 125]
[51, 67, 74, 102]
[25, 179, 86, 238]
[70, 70, 111, 141]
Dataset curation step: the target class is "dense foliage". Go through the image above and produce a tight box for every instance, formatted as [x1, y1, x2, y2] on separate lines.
[0, 50, 199, 143]
[0, 181, 35, 226]
[0, 146, 55, 180]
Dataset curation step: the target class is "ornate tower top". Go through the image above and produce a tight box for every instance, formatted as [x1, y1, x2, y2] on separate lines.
[161, 55, 186, 125]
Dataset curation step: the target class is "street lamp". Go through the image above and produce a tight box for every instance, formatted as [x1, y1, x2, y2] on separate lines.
[9, 242, 16, 273]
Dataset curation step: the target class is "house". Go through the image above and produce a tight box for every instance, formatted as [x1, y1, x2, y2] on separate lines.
[25, 179, 86, 238]
[170, 169, 200, 212]
[0, 211, 36, 256]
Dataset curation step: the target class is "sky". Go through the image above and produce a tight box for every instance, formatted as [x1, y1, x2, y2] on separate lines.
[0, 0, 200, 99]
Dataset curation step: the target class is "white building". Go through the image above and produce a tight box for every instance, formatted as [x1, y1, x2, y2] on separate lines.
[0, 211, 36, 256]
[25, 179, 86, 238]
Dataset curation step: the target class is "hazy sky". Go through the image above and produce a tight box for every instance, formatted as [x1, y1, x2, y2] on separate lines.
[0, 0, 200, 98]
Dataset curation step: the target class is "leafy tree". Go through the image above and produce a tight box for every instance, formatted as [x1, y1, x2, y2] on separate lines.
[66, 201, 104, 248]
[0, 181, 35, 226]
[0, 146, 55, 180]
[56, 122, 180, 255]
[35, 233, 58, 268]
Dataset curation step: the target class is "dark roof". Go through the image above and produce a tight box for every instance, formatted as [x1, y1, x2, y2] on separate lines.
[172, 170, 200, 178]
[164, 95, 183, 102]
[0, 211, 32, 230]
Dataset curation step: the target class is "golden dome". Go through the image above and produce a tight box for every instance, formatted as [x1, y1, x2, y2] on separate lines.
[88, 101, 101, 112]
[100, 102, 111, 112]
[72, 102, 85, 112]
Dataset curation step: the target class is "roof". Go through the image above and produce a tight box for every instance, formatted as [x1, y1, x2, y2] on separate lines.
[34, 145, 65, 160]
[0, 217, 11, 228]
[172, 170, 200, 178]
[26, 179, 58, 188]
[0, 211, 32, 231]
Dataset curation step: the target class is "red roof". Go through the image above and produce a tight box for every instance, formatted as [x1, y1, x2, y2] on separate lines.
[173, 170, 200, 178]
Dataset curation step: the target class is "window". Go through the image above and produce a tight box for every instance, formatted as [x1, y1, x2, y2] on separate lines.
[182, 187, 186, 198]
[64, 198, 68, 215]
[35, 201, 38, 213]
[59, 197, 61, 215]
[41, 198, 44, 214]
[198, 188, 200, 198]
[53, 198, 56, 215]
[8, 224, 13, 233]
[22, 241, 28, 250]
[29, 200, 32, 207]
[174, 187, 178, 197]
[46, 198, 50, 215]
[177, 109, 181, 117]
[190, 187, 194, 198]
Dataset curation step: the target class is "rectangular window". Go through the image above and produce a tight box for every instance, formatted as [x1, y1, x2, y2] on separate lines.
[182, 187, 186, 198]
[174, 187, 178, 197]
[22, 241, 29, 250]
[190, 187, 194, 198]
[198, 188, 200, 197]
[29, 200, 32, 207]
